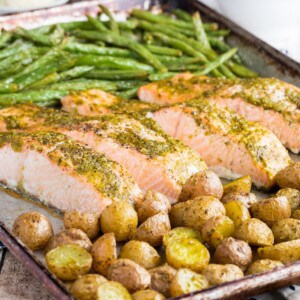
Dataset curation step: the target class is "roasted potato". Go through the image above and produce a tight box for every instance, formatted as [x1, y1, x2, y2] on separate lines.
[132, 289, 165, 300]
[46, 244, 92, 281]
[250, 196, 291, 226]
[179, 170, 223, 201]
[224, 200, 250, 227]
[275, 188, 300, 211]
[64, 210, 100, 240]
[221, 192, 257, 208]
[12, 212, 53, 251]
[165, 238, 210, 272]
[275, 162, 300, 190]
[100, 201, 138, 242]
[97, 281, 131, 300]
[235, 218, 274, 247]
[271, 218, 300, 243]
[119, 240, 161, 270]
[169, 268, 209, 297]
[257, 239, 300, 263]
[149, 264, 177, 297]
[107, 258, 151, 293]
[213, 237, 252, 271]
[246, 259, 284, 275]
[131, 213, 171, 247]
[292, 209, 300, 220]
[223, 175, 252, 196]
[135, 190, 171, 224]
[202, 216, 235, 248]
[91, 233, 117, 276]
[169, 196, 225, 231]
[45, 228, 91, 253]
[202, 264, 244, 286]
[70, 274, 107, 300]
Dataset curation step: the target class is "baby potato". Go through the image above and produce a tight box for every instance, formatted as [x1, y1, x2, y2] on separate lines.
[165, 238, 210, 272]
[169, 196, 225, 231]
[131, 213, 171, 247]
[225, 200, 250, 227]
[107, 258, 151, 293]
[91, 233, 117, 276]
[135, 190, 171, 224]
[250, 196, 291, 226]
[222, 192, 257, 208]
[271, 218, 300, 243]
[258, 239, 300, 263]
[70, 274, 107, 300]
[223, 175, 252, 196]
[46, 244, 92, 281]
[97, 281, 131, 300]
[163, 227, 203, 248]
[100, 201, 138, 242]
[275, 162, 300, 190]
[202, 216, 235, 248]
[64, 210, 100, 240]
[292, 209, 300, 220]
[45, 228, 91, 253]
[235, 218, 274, 247]
[119, 240, 161, 270]
[246, 259, 284, 275]
[169, 268, 209, 297]
[132, 289, 165, 300]
[213, 237, 252, 271]
[275, 188, 300, 211]
[179, 170, 223, 201]
[202, 264, 244, 286]
[13, 212, 53, 251]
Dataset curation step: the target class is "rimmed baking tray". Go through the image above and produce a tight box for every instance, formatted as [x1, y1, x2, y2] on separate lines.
[0, 1, 299, 299]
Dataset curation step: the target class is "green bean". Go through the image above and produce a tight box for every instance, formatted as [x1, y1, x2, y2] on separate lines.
[0, 83, 18, 93]
[172, 9, 192, 22]
[227, 61, 258, 78]
[115, 87, 138, 99]
[145, 45, 182, 56]
[28, 73, 61, 89]
[87, 15, 109, 32]
[60, 21, 94, 31]
[0, 49, 33, 70]
[0, 31, 12, 48]
[86, 70, 148, 80]
[192, 12, 210, 48]
[99, 5, 119, 34]
[14, 27, 52, 46]
[148, 72, 179, 81]
[218, 65, 236, 79]
[157, 56, 204, 64]
[29, 25, 54, 35]
[49, 25, 65, 45]
[60, 66, 94, 80]
[0, 40, 32, 60]
[0, 62, 24, 78]
[168, 64, 202, 72]
[207, 30, 230, 37]
[114, 80, 146, 90]
[208, 37, 231, 52]
[117, 20, 138, 30]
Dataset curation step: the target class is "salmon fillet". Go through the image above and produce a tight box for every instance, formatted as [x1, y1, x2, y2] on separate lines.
[0, 131, 141, 214]
[0, 104, 207, 203]
[138, 74, 300, 153]
[61, 90, 291, 189]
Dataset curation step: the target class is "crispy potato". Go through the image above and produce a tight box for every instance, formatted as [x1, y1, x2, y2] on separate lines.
[45, 228, 91, 253]
[97, 281, 131, 300]
[119, 240, 161, 270]
[225, 201, 250, 227]
[202, 264, 244, 286]
[179, 170, 223, 201]
[149, 264, 177, 297]
[100, 202, 138, 242]
[246, 259, 284, 275]
[250, 196, 291, 226]
[292, 209, 300, 220]
[169, 196, 225, 231]
[91, 233, 117, 276]
[165, 238, 210, 272]
[135, 190, 171, 224]
[213, 237, 252, 271]
[107, 258, 151, 293]
[235, 218, 274, 247]
[131, 213, 171, 247]
[271, 218, 300, 243]
[258, 239, 300, 263]
[223, 176, 252, 196]
[71, 274, 107, 300]
[163, 227, 203, 248]
[46, 244, 92, 281]
[275, 188, 300, 211]
[275, 162, 300, 189]
[132, 289, 165, 300]
[169, 268, 209, 297]
[12, 212, 53, 251]
[64, 210, 100, 240]
[221, 192, 257, 208]
[202, 216, 235, 248]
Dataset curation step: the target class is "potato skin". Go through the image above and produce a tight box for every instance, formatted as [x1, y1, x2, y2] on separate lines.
[13, 212, 53, 251]
[119, 240, 161, 270]
[222, 192, 257, 209]
[271, 218, 300, 243]
[179, 170, 223, 201]
[246, 259, 284, 275]
[132, 289, 165, 300]
[213, 237, 252, 271]
[275, 188, 300, 212]
[275, 162, 300, 190]
[107, 258, 151, 293]
[223, 176, 252, 196]
[100, 201, 138, 242]
[97, 281, 131, 300]
[292, 209, 300, 220]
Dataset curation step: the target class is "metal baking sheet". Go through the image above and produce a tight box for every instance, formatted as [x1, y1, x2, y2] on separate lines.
[0, 0, 300, 299]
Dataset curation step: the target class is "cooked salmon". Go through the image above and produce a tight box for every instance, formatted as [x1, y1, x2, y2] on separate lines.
[0, 104, 207, 202]
[0, 131, 142, 214]
[138, 74, 300, 153]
